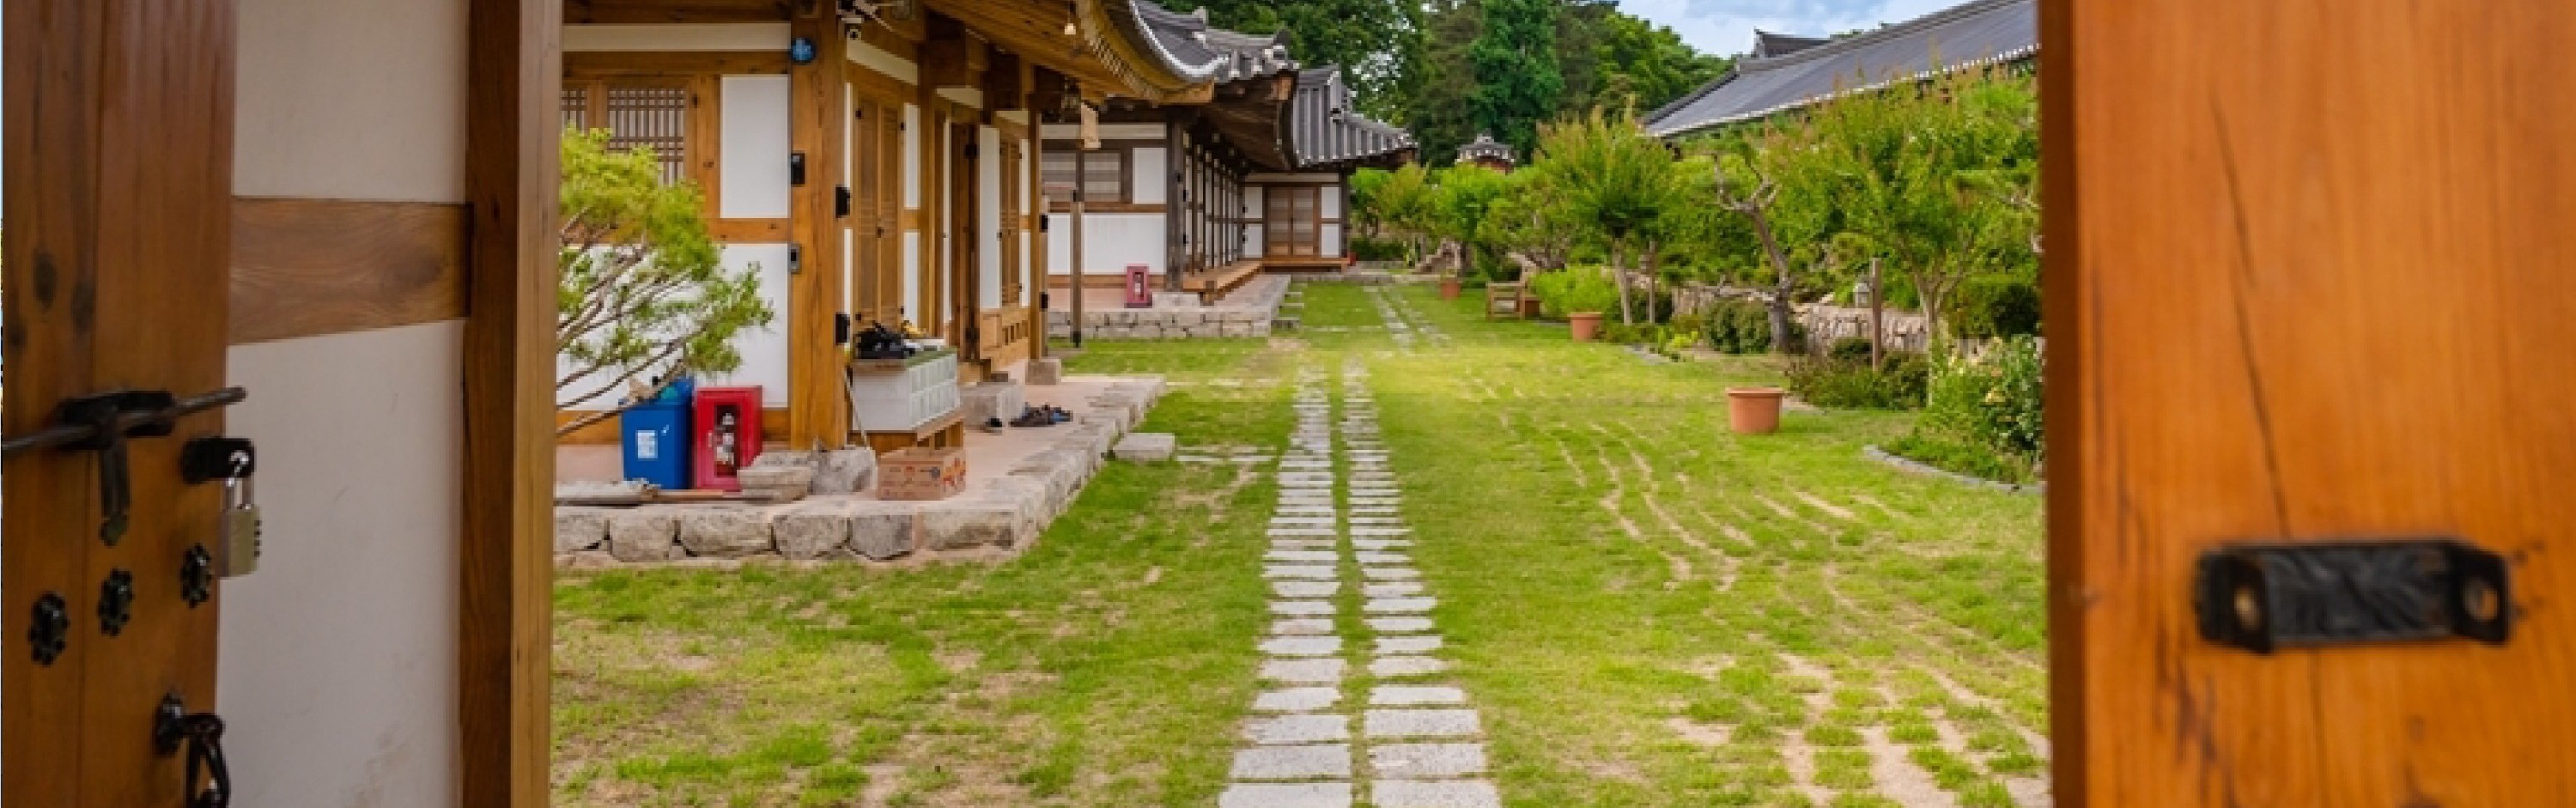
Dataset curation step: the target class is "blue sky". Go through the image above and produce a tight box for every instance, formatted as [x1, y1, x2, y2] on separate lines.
[1619, 0, 1966, 56]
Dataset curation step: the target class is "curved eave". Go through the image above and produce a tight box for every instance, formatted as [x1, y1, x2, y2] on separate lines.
[1646, 46, 2036, 139]
[1081, 0, 1218, 100]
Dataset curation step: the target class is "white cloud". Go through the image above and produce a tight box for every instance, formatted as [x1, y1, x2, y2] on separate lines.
[1623, 0, 1972, 56]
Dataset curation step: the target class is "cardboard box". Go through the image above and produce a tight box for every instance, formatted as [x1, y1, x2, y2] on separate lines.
[878, 447, 968, 501]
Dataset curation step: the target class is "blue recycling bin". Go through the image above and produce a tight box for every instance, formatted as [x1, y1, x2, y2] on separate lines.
[620, 397, 694, 490]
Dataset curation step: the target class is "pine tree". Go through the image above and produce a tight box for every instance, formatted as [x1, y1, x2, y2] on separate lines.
[1467, 0, 1564, 156]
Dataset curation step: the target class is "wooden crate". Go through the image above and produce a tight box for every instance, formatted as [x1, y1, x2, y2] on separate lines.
[877, 447, 967, 501]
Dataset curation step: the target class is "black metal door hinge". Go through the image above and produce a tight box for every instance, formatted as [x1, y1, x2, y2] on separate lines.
[2196, 539, 2511, 653]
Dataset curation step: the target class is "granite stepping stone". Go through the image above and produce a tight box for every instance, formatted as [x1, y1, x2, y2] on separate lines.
[1255, 687, 1341, 713]
[1367, 617, 1436, 634]
[1267, 564, 1337, 580]
[1361, 567, 1421, 580]
[1372, 780, 1501, 808]
[1270, 618, 1335, 635]
[1378, 635, 1443, 654]
[1372, 656, 1450, 677]
[1352, 527, 1413, 538]
[1369, 744, 1487, 779]
[1271, 517, 1338, 527]
[1269, 528, 1339, 538]
[1267, 550, 1339, 563]
[1271, 600, 1337, 617]
[1261, 636, 1343, 657]
[1261, 658, 1346, 684]
[1271, 539, 1337, 551]
[1370, 686, 1467, 707]
[1365, 597, 1436, 615]
[1364, 581, 1425, 597]
[1231, 744, 1353, 781]
[1354, 551, 1412, 565]
[1352, 539, 1412, 550]
[1218, 782, 1351, 808]
[1364, 708, 1482, 738]
[1247, 713, 1351, 744]
[1272, 580, 1340, 598]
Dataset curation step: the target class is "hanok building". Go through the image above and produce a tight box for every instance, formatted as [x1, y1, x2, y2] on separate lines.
[551, 0, 1406, 450]
[1040, 9, 1417, 312]
[1642, 0, 2037, 137]
[1455, 132, 1517, 172]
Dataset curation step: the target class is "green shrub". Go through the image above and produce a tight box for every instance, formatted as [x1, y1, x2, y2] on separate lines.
[1601, 322, 1668, 346]
[1954, 276, 2043, 338]
[1350, 236, 1411, 262]
[1892, 335, 2045, 483]
[1826, 336, 1875, 364]
[1785, 351, 1929, 410]
[1705, 299, 1801, 354]
[1530, 268, 1621, 319]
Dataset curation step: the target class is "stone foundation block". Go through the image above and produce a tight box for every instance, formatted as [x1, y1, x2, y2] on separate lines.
[555, 507, 613, 553]
[1027, 357, 1064, 386]
[607, 510, 682, 562]
[1114, 432, 1178, 462]
[963, 380, 1026, 427]
[811, 448, 876, 495]
[677, 507, 776, 558]
[849, 501, 920, 560]
[918, 498, 1029, 550]
[774, 503, 857, 561]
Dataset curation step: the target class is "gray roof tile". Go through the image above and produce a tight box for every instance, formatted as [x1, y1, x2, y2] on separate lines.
[1644, 0, 2036, 137]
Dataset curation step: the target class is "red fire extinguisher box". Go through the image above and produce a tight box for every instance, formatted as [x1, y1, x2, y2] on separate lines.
[1124, 263, 1152, 308]
[692, 386, 763, 491]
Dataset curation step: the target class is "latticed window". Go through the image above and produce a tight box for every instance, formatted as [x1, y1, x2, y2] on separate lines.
[1040, 148, 1128, 208]
[1266, 185, 1320, 257]
[562, 80, 693, 184]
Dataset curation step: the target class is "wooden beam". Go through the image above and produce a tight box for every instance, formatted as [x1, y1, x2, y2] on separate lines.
[565, 50, 791, 76]
[982, 52, 1027, 110]
[786, 8, 850, 447]
[920, 31, 987, 89]
[461, 0, 558, 805]
[230, 197, 469, 344]
[565, 0, 790, 24]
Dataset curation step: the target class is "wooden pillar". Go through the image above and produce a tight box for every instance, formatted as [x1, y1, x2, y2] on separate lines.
[787, 12, 848, 448]
[1071, 128, 1087, 346]
[459, 0, 558, 804]
[1163, 107, 1187, 292]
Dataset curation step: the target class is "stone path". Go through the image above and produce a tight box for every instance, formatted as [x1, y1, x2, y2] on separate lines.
[1219, 361, 1498, 808]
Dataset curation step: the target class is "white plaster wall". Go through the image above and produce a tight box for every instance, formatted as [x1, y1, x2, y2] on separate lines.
[222, 0, 466, 803]
[1322, 224, 1345, 258]
[1321, 185, 1344, 218]
[848, 39, 920, 83]
[563, 23, 790, 52]
[234, 0, 465, 201]
[222, 323, 461, 807]
[705, 245, 793, 407]
[980, 126, 1004, 309]
[1044, 212, 1163, 276]
[1131, 148, 1169, 205]
[902, 105, 922, 208]
[902, 233, 923, 323]
[721, 76, 792, 219]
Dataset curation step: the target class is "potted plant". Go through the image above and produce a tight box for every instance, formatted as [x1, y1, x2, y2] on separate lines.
[1726, 386, 1786, 434]
[1569, 311, 1605, 342]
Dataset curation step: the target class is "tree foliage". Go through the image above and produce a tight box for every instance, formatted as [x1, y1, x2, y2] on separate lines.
[556, 129, 775, 434]
[1467, 0, 1565, 157]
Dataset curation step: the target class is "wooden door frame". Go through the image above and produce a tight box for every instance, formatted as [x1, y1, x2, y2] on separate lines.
[949, 119, 981, 359]
[460, 0, 560, 804]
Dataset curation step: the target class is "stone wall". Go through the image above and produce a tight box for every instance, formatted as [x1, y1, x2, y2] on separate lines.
[553, 377, 1169, 568]
[1671, 284, 1933, 354]
[1046, 276, 1291, 340]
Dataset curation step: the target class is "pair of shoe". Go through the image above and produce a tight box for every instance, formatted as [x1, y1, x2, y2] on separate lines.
[980, 416, 1005, 434]
[1009, 404, 1072, 428]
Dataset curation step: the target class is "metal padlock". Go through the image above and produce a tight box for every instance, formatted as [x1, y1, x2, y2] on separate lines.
[217, 452, 261, 578]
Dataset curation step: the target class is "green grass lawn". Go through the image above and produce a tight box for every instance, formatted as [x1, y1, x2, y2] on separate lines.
[551, 284, 2047, 807]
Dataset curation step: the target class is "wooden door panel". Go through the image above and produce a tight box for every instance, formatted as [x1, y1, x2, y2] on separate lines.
[5, 0, 236, 803]
[2046, 1, 2576, 805]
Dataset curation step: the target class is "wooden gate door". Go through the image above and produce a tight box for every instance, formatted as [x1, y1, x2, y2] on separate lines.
[2046, 1, 2576, 805]
[4, 0, 239, 803]
[948, 122, 981, 362]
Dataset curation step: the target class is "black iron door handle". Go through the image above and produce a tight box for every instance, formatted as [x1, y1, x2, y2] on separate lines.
[156, 695, 232, 808]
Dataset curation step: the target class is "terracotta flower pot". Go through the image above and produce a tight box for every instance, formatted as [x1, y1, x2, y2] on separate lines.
[1439, 277, 1462, 300]
[1569, 312, 1605, 342]
[1727, 387, 1786, 434]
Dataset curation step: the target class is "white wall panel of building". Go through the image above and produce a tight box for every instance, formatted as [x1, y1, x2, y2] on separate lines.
[1322, 224, 1344, 258]
[703, 244, 794, 407]
[1044, 213, 1164, 276]
[720, 75, 791, 219]
[903, 104, 922, 208]
[1321, 184, 1343, 218]
[224, 0, 467, 803]
[902, 233, 923, 323]
[980, 125, 1004, 308]
[1131, 147, 1169, 205]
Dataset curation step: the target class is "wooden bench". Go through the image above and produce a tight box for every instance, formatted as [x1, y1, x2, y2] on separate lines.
[1182, 261, 1262, 304]
[1486, 282, 1528, 319]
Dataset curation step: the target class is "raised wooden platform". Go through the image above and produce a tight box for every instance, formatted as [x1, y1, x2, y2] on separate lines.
[1182, 261, 1263, 304]
[1261, 258, 1347, 274]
